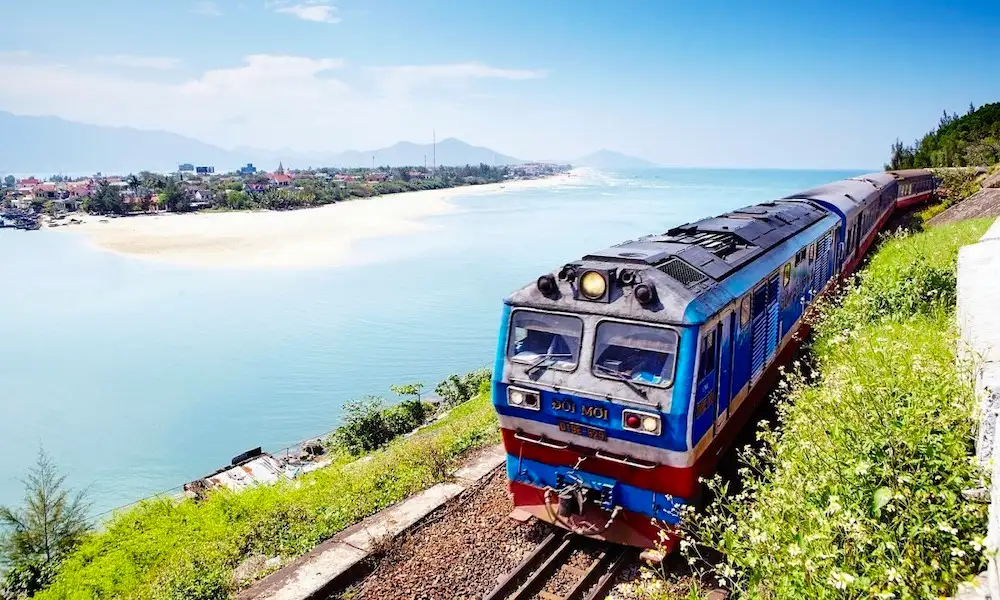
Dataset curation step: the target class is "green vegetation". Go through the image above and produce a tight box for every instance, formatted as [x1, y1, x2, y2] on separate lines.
[8, 371, 497, 599]
[80, 180, 128, 215]
[887, 102, 1000, 169]
[330, 396, 434, 454]
[0, 449, 89, 599]
[639, 219, 992, 599]
[434, 367, 492, 408]
[76, 163, 565, 216]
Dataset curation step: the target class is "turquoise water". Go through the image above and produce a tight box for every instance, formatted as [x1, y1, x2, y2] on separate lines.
[0, 168, 864, 515]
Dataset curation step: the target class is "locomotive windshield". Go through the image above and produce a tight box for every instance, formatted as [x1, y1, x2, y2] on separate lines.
[592, 321, 677, 387]
[508, 310, 583, 370]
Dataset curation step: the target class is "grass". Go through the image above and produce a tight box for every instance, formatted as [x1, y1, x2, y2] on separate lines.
[33, 391, 499, 599]
[634, 218, 993, 599]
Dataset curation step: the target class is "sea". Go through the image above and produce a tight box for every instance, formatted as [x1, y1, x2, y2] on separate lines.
[0, 167, 866, 516]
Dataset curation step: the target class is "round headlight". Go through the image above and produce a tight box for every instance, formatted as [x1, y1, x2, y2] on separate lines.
[579, 271, 607, 299]
[642, 416, 659, 432]
[510, 390, 525, 405]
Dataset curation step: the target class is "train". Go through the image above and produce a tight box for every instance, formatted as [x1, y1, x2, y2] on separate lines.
[489, 168, 938, 557]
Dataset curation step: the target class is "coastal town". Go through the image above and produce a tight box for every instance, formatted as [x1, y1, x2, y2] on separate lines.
[0, 161, 569, 230]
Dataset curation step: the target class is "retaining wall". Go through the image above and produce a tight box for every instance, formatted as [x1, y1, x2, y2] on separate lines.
[957, 217, 1000, 599]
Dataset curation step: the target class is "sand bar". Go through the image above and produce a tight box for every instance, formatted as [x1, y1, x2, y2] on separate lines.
[48, 171, 581, 269]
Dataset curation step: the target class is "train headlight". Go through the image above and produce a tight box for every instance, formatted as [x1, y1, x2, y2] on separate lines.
[623, 409, 661, 436]
[579, 271, 607, 299]
[507, 387, 540, 411]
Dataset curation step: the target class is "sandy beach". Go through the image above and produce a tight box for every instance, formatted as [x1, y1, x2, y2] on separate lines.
[49, 171, 581, 269]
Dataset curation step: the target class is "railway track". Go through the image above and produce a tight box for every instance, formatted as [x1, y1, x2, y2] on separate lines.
[483, 530, 630, 600]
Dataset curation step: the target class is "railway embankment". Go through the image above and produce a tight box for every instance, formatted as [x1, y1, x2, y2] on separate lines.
[633, 216, 995, 599]
[958, 217, 1000, 599]
[30, 392, 503, 599]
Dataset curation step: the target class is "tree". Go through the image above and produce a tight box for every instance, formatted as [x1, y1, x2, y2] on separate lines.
[161, 179, 189, 212]
[390, 383, 424, 401]
[0, 448, 89, 597]
[3, 176, 15, 189]
[83, 180, 127, 215]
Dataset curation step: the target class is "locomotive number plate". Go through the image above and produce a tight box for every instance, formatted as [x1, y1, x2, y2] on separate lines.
[558, 420, 608, 442]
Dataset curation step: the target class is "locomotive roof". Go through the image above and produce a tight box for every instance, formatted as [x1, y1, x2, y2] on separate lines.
[580, 199, 828, 280]
[505, 198, 836, 324]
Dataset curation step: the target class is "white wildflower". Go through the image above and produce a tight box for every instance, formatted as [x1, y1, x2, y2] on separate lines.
[938, 522, 959, 535]
[825, 496, 842, 515]
[886, 567, 902, 583]
[829, 570, 856, 590]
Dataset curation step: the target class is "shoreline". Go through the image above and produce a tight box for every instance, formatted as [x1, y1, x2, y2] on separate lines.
[48, 170, 584, 269]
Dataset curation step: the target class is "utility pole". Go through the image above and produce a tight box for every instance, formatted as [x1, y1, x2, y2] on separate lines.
[432, 129, 436, 173]
[372, 155, 375, 170]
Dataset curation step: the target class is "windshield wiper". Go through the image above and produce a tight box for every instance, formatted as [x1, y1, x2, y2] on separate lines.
[524, 352, 572, 376]
[594, 363, 648, 400]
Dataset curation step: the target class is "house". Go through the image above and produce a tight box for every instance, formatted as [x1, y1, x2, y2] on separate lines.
[34, 184, 59, 200]
[269, 173, 293, 187]
[17, 176, 41, 187]
[365, 173, 387, 183]
[407, 171, 428, 180]
[333, 174, 357, 182]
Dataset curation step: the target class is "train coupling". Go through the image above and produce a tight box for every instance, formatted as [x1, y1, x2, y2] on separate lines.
[556, 482, 589, 517]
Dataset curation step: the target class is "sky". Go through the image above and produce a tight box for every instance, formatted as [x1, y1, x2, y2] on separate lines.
[0, 0, 999, 169]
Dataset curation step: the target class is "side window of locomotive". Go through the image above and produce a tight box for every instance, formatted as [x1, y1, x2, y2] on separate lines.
[508, 311, 583, 369]
[592, 321, 678, 387]
[740, 295, 751, 327]
[751, 285, 767, 318]
[782, 263, 791, 286]
[807, 243, 815, 265]
[697, 329, 716, 381]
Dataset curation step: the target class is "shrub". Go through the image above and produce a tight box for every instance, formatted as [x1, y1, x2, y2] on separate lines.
[435, 367, 491, 408]
[332, 396, 392, 455]
[383, 399, 434, 438]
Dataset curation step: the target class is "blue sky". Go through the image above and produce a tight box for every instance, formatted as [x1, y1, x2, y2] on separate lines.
[1, 0, 998, 168]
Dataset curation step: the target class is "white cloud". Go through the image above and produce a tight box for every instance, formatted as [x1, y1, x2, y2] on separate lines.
[93, 55, 182, 70]
[191, 1, 223, 16]
[269, 1, 341, 23]
[0, 54, 544, 153]
[372, 62, 547, 96]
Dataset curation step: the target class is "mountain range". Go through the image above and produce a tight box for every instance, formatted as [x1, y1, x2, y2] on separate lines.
[0, 111, 659, 175]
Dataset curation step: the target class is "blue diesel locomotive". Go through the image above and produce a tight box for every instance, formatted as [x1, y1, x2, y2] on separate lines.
[490, 169, 937, 553]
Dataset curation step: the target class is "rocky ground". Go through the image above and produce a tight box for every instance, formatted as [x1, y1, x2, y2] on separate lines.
[329, 468, 668, 600]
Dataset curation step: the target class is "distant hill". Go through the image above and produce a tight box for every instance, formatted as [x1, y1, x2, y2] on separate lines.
[0, 111, 252, 176]
[570, 149, 660, 169]
[1, 111, 664, 175]
[0, 111, 528, 174]
[337, 137, 525, 167]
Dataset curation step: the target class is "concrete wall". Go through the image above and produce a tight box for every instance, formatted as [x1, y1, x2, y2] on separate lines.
[958, 217, 1000, 600]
